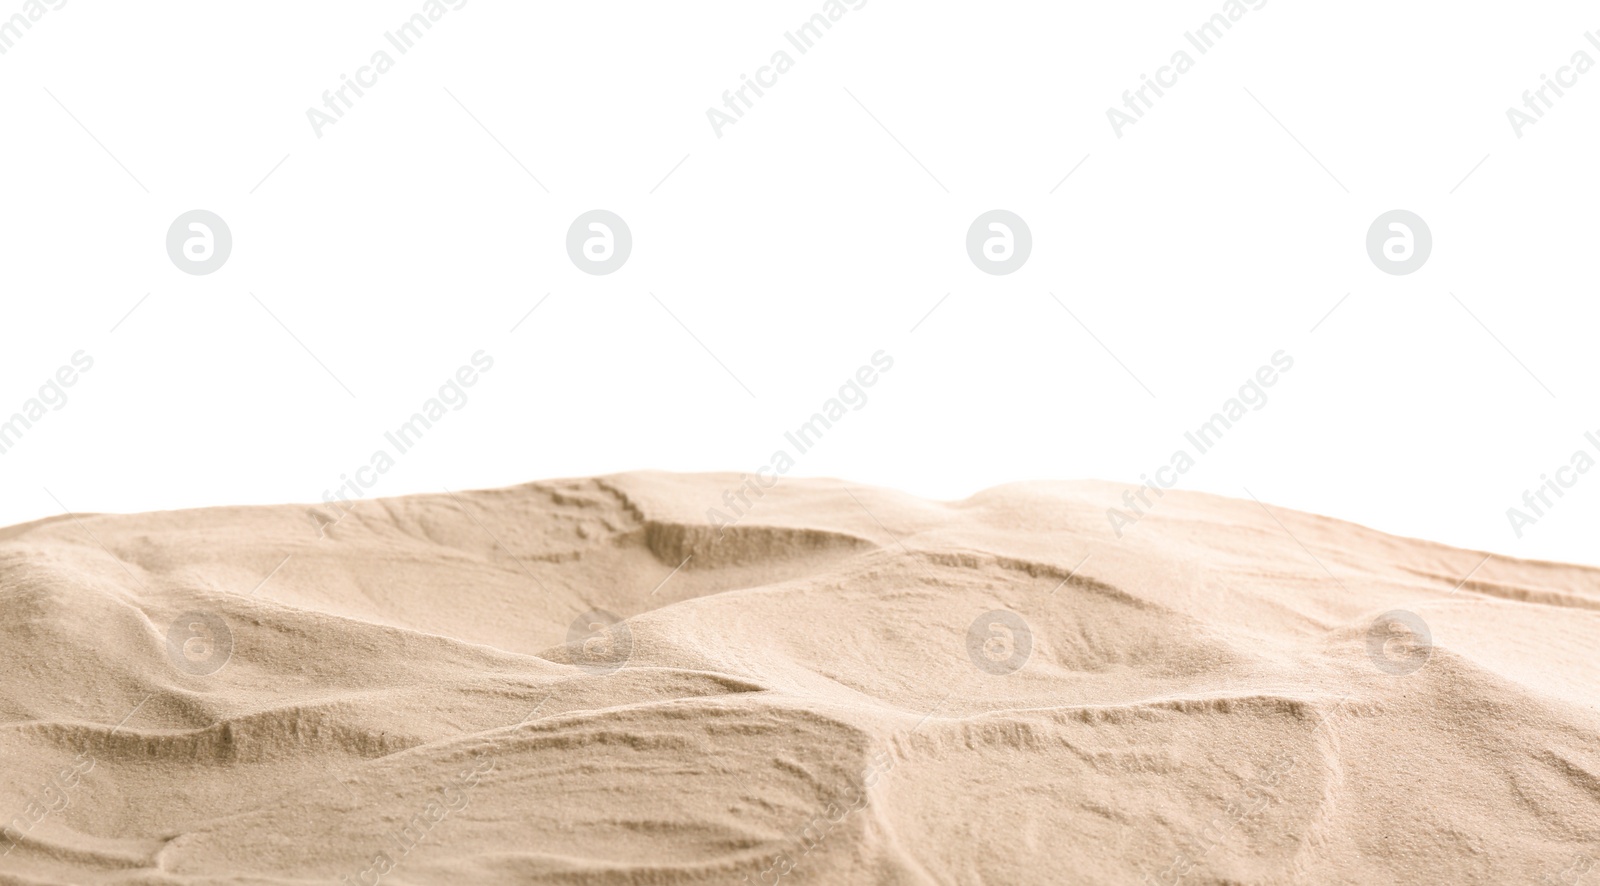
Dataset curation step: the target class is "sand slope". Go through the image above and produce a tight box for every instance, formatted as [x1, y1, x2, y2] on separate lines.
[0, 473, 1596, 885]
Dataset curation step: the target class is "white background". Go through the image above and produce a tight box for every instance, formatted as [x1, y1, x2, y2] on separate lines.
[1, 1, 1596, 566]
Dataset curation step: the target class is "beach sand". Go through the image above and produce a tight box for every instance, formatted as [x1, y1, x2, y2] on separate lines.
[1, 472, 1596, 884]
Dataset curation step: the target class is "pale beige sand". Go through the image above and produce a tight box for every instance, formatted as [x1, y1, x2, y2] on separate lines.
[1, 472, 1596, 885]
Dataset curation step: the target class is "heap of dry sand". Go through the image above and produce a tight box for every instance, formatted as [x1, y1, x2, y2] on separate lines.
[0, 472, 1596, 884]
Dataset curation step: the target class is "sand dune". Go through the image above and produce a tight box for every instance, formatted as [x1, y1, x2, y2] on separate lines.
[0, 472, 1596, 885]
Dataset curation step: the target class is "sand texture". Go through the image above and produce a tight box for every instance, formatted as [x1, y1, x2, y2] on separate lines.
[1, 472, 1597, 885]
